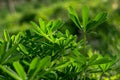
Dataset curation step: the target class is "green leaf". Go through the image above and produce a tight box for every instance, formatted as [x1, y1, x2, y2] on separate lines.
[94, 12, 107, 26]
[91, 57, 111, 65]
[88, 54, 98, 66]
[39, 18, 46, 33]
[68, 6, 77, 16]
[0, 42, 7, 61]
[1, 44, 18, 64]
[99, 56, 117, 71]
[31, 21, 53, 43]
[36, 56, 51, 73]
[0, 75, 7, 80]
[94, 12, 107, 22]
[72, 49, 86, 64]
[13, 61, 26, 80]
[30, 56, 51, 80]
[65, 29, 70, 37]
[46, 21, 52, 31]
[11, 35, 15, 42]
[30, 21, 41, 35]
[14, 33, 21, 44]
[0, 65, 21, 80]
[19, 44, 29, 55]
[22, 60, 30, 66]
[55, 61, 70, 69]
[4, 30, 10, 42]
[28, 57, 39, 73]
[6, 54, 22, 64]
[82, 5, 89, 28]
[51, 20, 62, 32]
[86, 12, 107, 31]
[68, 6, 82, 30]
[86, 20, 96, 31]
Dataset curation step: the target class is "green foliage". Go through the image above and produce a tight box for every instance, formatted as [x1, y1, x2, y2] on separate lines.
[86, 12, 107, 32]
[0, 30, 22, 65]
[13, 61, 26, 80]
[68, 6, 82, 30]
[0, 6, 120, 80]
[68, 5, 107, 32]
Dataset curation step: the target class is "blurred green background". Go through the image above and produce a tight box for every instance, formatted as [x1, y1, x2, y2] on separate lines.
[0, 0, 120, 56]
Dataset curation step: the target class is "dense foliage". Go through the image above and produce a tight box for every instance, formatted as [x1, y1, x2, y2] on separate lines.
[0, 6, 120, 80]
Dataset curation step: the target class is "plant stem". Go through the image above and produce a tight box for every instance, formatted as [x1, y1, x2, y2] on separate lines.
[100, 72, 104, 80]
[83, 31, 87, 55]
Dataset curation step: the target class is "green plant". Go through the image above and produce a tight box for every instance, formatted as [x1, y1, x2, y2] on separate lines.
[0, 6, 119, 80]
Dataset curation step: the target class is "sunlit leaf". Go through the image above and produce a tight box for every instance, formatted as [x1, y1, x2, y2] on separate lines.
[55, 61, 70, 69]
[28, 57, 39, 73]
[39, 18, 46, 33]
[13, 61, 26, 80]
[4, 30, 10, 42]
[0, 65, 21, 80]
[82, 5, 89, 28]
[19, 44, 29, 55]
